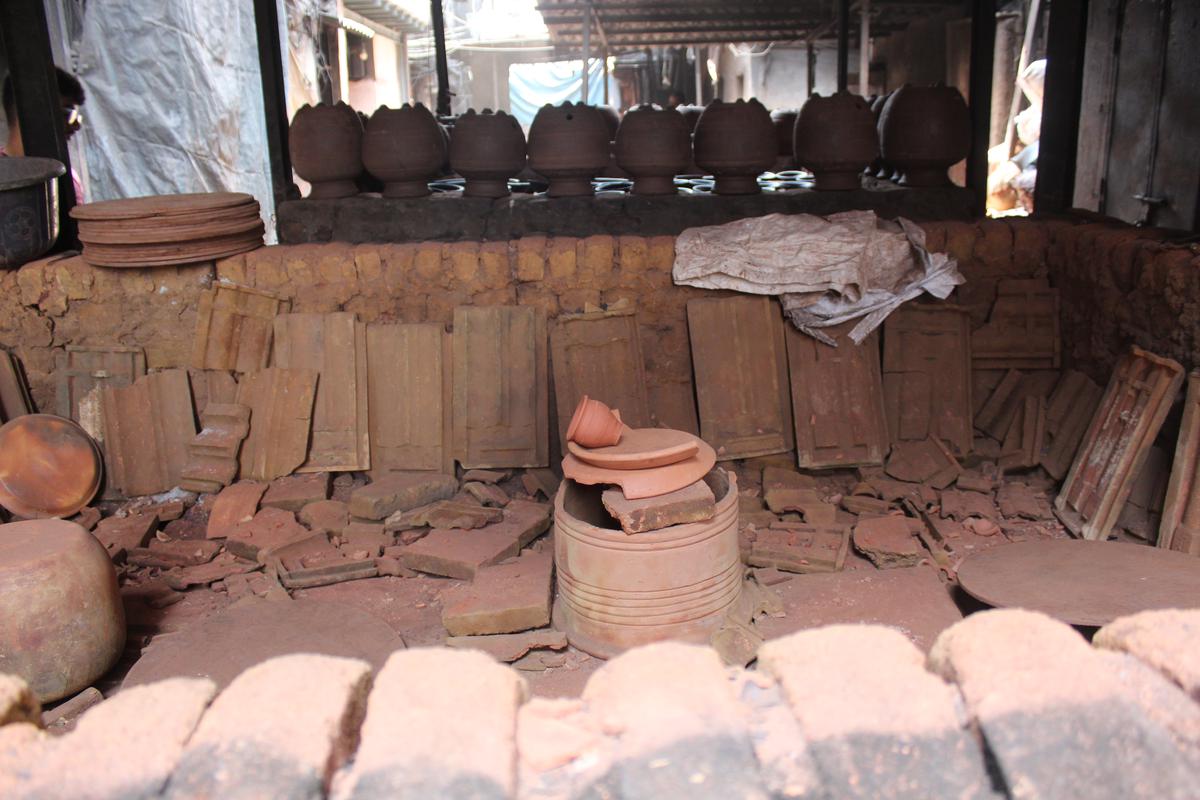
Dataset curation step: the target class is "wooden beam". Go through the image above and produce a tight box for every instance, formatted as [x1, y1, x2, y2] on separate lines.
[431, 0, 452, 116]
[1034, 0, 1088, 214]
[0, 0, 77, 250]
[967, 0, 996, 214]
[837, 0, 851, 92]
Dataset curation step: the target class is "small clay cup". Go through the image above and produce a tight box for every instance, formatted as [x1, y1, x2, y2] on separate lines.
[449, 108, 526, 198]
[362, 103, 446, 198]
[289, 102, 363, 199]
[566, 395, 624, 448]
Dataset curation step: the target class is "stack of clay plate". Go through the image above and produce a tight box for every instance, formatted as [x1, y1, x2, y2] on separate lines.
[71, 192, 263, 267]
[561, 396, 716, 498]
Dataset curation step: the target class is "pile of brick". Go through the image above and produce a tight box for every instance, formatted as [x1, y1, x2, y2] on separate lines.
[1, 607, 1196, 799]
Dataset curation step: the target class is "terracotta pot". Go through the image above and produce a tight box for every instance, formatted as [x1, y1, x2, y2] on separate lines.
[0, 414, 101, 518]
[289, 102, 363, 199]
[553, 469, 742, 658]
[566, 395, 623, 448]
[793, 92, 878, 191]
[692, 98, 775, 195]
[770, 108, 798, 170]
[0, 519, 125, 702]
[614, 104, 690, 195]
[880, 85, 970, 187]
[596, 104, 621, 141]
[449, 109, 526, 198]
[362, 103, 446, 198]
[528, 102, 610, 197]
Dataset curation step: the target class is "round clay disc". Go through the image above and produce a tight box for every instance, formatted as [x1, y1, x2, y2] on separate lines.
[70, 192, 257, 221]
[0, 414, 102, 518]
[567, 427, 700, 470]
[958, 539, 1200, 627]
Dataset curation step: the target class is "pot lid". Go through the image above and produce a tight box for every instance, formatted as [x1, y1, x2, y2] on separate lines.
[0, 156, 66, 192]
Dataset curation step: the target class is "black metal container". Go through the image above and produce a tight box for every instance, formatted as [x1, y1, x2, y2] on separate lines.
[0, 156, 65, 268]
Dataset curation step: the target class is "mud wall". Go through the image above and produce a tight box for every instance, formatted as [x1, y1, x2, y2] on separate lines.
[1, 217, 1194, 418]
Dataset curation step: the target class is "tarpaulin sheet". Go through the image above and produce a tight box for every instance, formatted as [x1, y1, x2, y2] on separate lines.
[673, 211, 964, 345]
[508, 59, 619, 129]
[71, 0, 277, 235]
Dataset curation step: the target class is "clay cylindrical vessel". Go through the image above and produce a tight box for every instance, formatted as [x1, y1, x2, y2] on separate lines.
[553, 469, 742, 659]
[528, 102, 610, 197]
[0, 519, 125, 702]
[449, 109, 526, 198]
[289, 102, 363, 199]
[693, 98, 775, 195]
[362, 103, 446, 198]
[793, 92, 878, 191]
[566, 395, 623, 448]
[880, 85, 970, 187]
[770, 108, 798, 171]
[614, 104, 689, 195]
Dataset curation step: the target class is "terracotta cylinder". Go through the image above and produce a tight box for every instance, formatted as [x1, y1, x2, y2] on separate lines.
[880, 85, 970, 187]
[449, 109, 526, 198]
[0, 519, 125, 702]
[362, 103, 446, 198]
[770, 108, 798, 171]
[553, 469, 742, 659]
[289, 102, 363, 199]
[692, 99, 776, 195]
[528, 102, 610, 197]
[614, 105, 690, 196]
[793, 92, 879, 191]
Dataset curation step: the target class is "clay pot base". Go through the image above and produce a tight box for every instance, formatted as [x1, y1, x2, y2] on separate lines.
[811, 170, 866, 191]
[561, 438, 717, 499]
[307, 180, 359, 199]
[897, 168, 951, 187]
[463, 179, 511, 198]
[712, 175, 762, 195]
[567, 428, 700, 470]
[631, 176, 677, 196]
[0, 415, 102, 518]
[382, 181, 433, 198]
[546, 177, 596, 197]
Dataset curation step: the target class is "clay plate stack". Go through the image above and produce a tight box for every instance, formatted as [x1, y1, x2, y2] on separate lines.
[71, 192, 264, 268]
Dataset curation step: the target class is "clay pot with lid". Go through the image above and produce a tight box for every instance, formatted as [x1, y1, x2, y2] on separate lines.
[449, 108, 526, 198]
[692, 98, 775, 195]
[528, 102, 610, 197]
[770, 108, 798, 170]
[880, 85, 970, 187]
[614, 104, 689, 195]
[289, 102, 363, 199]
[362, 103, 446, 198]
[793, 92, 878, 191]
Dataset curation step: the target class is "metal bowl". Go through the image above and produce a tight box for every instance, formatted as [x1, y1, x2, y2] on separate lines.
[0, 156, 65, 268]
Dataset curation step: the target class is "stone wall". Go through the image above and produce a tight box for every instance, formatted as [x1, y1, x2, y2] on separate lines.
[1, 608, 1198, 799]
[2, 216, 1197, 419]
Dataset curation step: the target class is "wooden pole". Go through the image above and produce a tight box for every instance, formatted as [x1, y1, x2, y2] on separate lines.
[967, 0, 996, 214]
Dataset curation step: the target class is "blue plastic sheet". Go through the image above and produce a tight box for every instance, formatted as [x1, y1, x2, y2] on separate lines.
[508, 59, 619, 128]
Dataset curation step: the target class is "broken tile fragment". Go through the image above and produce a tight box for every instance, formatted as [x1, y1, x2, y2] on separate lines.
[349, 472, 458, 520]
[163, 551, 260, 590]
[127, 539, 222, 568]
[852, 516, 926, 568]
[956, 471, 995, 494]
[940, 489, 1000, 522]
[72, 506, 102, 532]
[462, 481, 510, 507]
[521, 468, 560, 500]
[400, 501, 551, 580]
[444, 629, 567, 663]
[226, 507, 312, 562]
[462, 469, 509, 484]
[341, 522, 390, 557]
[385, 499, 503, 531]
[441, 550, 554, 636]
[996, 482, 1054, 521]
[601, 479, 716, 534]
[885, 437, 961, 488]
[298, 499, 350, 534]
[179, 403, 250, 493]
[207, 481, 266, 539]
[261, 472, 331, 512]
[93, 513, 158, 560]
[840, 495, 891, 516]
[746, 523, 849, 573]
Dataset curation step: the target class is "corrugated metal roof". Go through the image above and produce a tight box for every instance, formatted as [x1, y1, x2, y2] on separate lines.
[342, 0, 431, 35]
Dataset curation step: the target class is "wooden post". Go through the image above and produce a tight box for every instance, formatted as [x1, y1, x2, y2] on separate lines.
[859, 0, 870, 96]
[1033, 0, 1088, 214]
[431, 0, 452, 116]
[967, 0, 996, 214]
[837, 0, 850, 92]
[252, 0, 297, 208]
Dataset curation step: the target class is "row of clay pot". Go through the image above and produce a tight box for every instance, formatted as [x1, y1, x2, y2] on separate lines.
[288, 85, 969, 200]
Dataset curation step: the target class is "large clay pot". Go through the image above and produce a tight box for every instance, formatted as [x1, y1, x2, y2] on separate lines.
[528, 102, 610, 197]
[614, 104, 689, 195]
[880, 85, 970, 187]
[692, 98, 775, 195]
[289, 102, 363, 199]
[770, 108, 798, 170]
[553, 468, 742, 658]
[362, 103, 446, 198]
[449, 109, 526, 198]
[793, 92, 878, 191]
[0, 519, 125, 702]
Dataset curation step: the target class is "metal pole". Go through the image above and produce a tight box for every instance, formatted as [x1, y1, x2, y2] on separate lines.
[581, 5, 591, 102]
[967, 0, 996, 214]
[837, 0, 850, 93]
[1003, 0, 1042, 157]
[431, 0, 452, 116]
[807, 39, 816, 96]
[603, 46, 610, 104]
[858, 0, 870, 96]
[252, 0, 297, 208]
[0, 0, 77, 250]
[695, 46, 703, 104]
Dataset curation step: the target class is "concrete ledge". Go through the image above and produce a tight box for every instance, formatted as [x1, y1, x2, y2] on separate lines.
[277, 183, 976, 244]
[3, 609, 1199, 799]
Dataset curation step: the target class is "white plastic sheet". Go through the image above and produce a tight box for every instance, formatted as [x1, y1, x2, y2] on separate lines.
[673, 211, 965, 346]
[70, 0, 276, 235]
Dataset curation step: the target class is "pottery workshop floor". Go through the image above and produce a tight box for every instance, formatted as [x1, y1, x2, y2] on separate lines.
[76, 455, 1081, 714]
